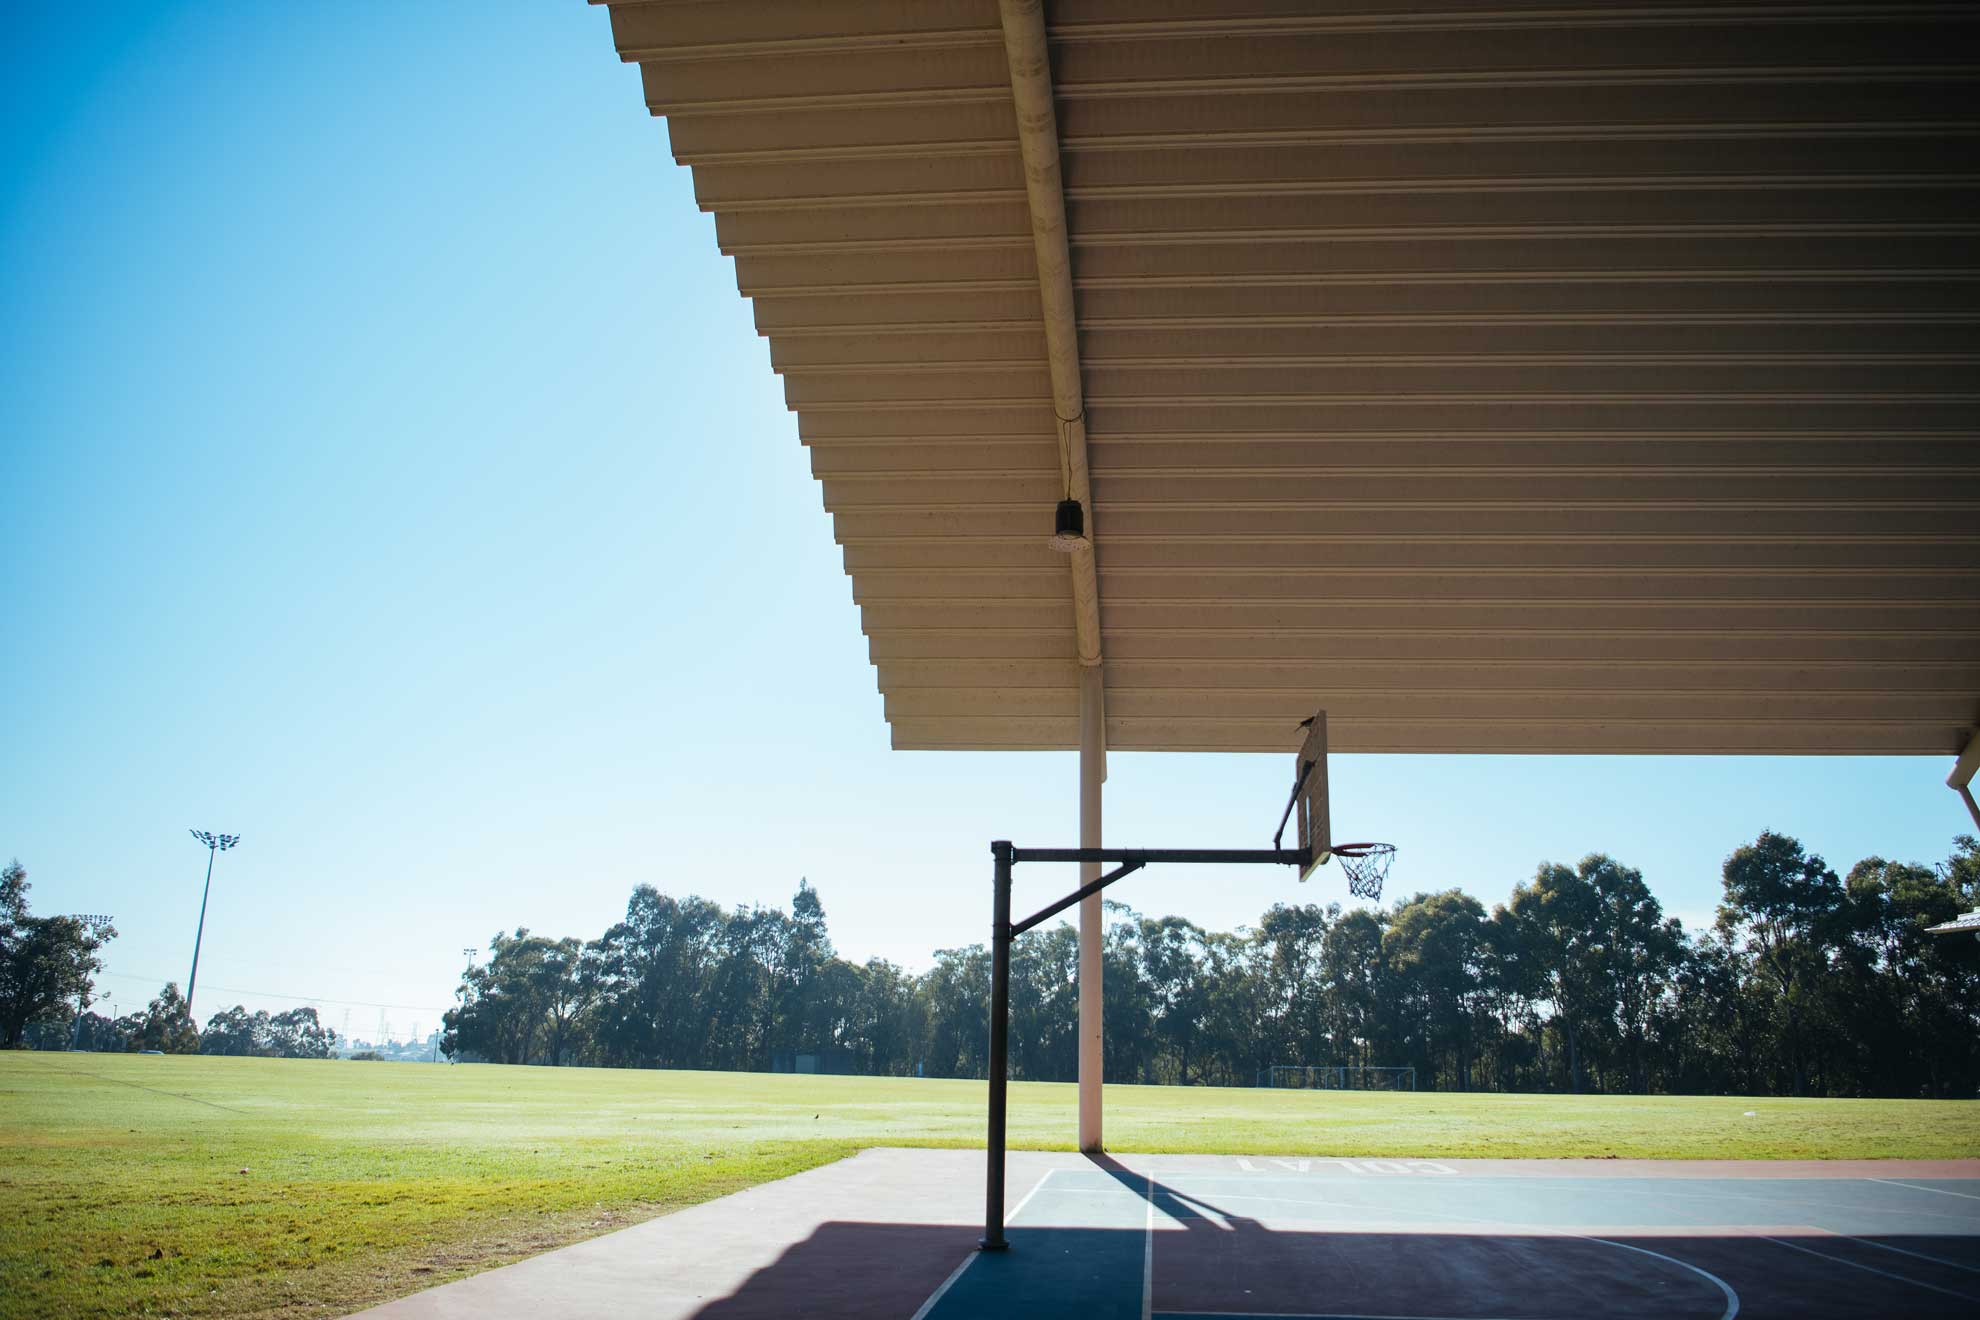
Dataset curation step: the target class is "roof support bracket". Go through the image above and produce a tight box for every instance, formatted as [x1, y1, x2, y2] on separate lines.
[1950, 727, 1980, 831]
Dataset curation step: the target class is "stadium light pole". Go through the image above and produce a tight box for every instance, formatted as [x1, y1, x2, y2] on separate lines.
[185, 830, 240, 1022]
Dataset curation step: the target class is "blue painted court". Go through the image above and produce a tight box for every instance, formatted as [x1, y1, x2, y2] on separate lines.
[917, 1156, 1980, 1320]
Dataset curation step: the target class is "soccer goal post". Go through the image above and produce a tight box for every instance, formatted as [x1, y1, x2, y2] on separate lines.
[1256, 1065, 1416, 1091]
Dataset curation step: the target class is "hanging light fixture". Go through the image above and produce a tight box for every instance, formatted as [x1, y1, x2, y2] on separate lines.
[1047, 497, 1088, 553]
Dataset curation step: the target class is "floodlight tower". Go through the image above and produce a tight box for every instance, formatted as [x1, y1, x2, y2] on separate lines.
[185, 830, 240, 1021]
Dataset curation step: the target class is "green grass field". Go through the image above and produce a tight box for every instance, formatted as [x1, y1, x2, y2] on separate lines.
[3, 1053, 1975, 1320]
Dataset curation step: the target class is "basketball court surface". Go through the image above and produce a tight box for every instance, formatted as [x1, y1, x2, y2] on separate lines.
[355, 1147, 1980, 1320]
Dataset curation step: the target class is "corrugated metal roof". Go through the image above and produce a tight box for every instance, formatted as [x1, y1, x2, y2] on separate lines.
[598, 0, 1979, 754]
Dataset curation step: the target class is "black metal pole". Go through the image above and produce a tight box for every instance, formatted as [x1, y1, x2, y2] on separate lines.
[981, 839, 1013, 1251]
[186, 845, 216, 1022]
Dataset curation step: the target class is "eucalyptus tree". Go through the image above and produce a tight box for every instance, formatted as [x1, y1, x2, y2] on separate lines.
[1195, 927, 1270, 1086]
[1583, 857, 1683, 1093]
[843, 957, 919, 1076]
[1478, 905, 1543, 1090]
[1101, 901, 1159, 1083]
[0, 859, 116, 1048]
[200, 1004, 265, 1056]
[1138, 914, 1213, 1085]
[1839, 845, 1980, 1096]
[710, 904, 791, 1071]
[917, 943, 990, 1078]
[443, 928, 591, 1065]
[1254, 902, 1333, 1066]
[1504, 860, 1604, 1092]
[1318, 907, 1388, 1071]
[132, 983, 200, 1054]
[589, 887, 727, 1067]
[1717, 832, 1844, 1095]
[1386, 890, 1490, 1090]
[1008, 922, 1079, 1081]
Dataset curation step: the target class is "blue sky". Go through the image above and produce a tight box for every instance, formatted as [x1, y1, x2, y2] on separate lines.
[3, 3, 1969, 1042]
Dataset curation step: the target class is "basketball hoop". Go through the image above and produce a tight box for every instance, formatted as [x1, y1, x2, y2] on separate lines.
[981, 722, 1397, 1252]
[1330, 842, 1394, 901]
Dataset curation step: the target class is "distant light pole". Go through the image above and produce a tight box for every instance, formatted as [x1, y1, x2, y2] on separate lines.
[65, 914, 115, 1049]
[449, 948, 477, 1066]
[185, 830, 240, 1021]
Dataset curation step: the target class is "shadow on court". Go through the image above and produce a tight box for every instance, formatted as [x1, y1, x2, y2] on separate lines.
[689, 1155, 1980, 1320]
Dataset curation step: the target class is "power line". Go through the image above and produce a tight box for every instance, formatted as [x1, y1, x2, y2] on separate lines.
[92, 970, 450, 1014]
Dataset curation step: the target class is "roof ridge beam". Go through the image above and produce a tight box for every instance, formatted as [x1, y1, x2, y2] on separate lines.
[1000, 0, 1102, 669]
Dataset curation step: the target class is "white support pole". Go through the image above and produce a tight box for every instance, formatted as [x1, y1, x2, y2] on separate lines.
[1077, 665, 1105, 1152]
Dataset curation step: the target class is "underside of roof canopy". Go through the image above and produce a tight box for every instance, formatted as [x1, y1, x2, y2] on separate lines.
[599, 0, 1979, 755]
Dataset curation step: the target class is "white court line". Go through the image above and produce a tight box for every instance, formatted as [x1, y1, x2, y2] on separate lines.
[1869, 1177, 1980, 1203]
[907, 1168, 1060, 1320]
[1150, 1177, 1740, 1320]
[907, 1251, 980, 1320]
[1844, 1233, 1980, 1277]
[1172, 1171, 1980, 1234]
[1159, 1190, 1422, 1224]
[1193, 1173, 1980, 1228]
[1545, 1179, 1980, 1229]
[1760, 1234, 1979, 1304]
[1156, 1314, 1536, 1320]
[1584, 1237, 1741, 1320]
[1156, 1314, 1552, 1320]
[1005, 1168, 1061, 1223]
[1143, 1172, 1155, 1320]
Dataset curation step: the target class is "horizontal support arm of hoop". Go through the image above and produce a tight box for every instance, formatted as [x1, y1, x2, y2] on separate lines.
[1011, 846, 1310, 867]
[1002, 846, 1314, 938]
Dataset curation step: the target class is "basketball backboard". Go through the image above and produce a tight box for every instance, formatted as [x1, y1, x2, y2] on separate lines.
[1295, 711, 1330, 880]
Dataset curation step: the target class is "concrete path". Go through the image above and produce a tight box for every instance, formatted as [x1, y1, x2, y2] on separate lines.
[351, 1148, 1038, 1320]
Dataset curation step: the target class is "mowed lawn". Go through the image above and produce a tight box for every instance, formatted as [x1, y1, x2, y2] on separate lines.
[3, 1054, 1975, 1320]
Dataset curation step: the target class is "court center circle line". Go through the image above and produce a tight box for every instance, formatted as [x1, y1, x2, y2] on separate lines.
[1154, 1174, 1740, 1320]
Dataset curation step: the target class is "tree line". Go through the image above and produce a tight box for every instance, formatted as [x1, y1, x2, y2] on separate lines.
[26, 981, 341, 1059]
[3, 858, 338, 1057]
[442, 833, 1980, 1098]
